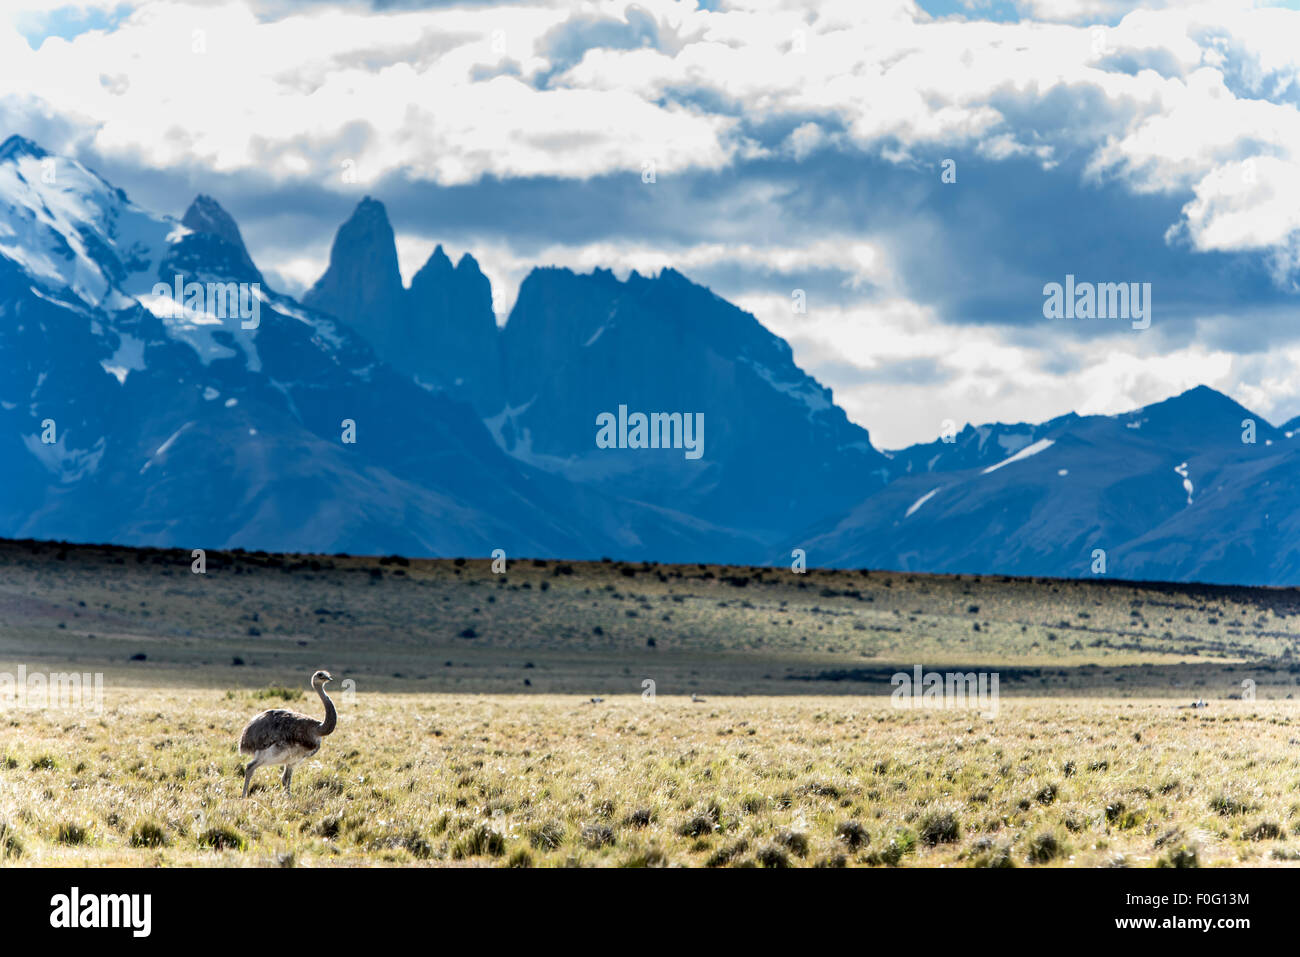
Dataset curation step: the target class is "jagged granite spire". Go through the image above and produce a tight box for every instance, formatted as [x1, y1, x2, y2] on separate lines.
[302, 197, 406, 355]
[183, 195, 245, 248]
[303, 207, 504, 415]
[406, 244, 503, 413]
[179, 194, 262, 282]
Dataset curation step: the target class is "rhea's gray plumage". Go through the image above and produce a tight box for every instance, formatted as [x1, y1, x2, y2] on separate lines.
[238, 670, 337, 797]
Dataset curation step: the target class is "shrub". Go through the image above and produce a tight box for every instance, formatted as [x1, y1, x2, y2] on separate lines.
[969, 837, 1014, 869]
[620, 847, 670, 867]
[0, 818, 22, 859]
[739, 794, 766, 815]
[1242, 821, 1284, 841]
[1210, 793, 1254, 816]
[529, 821, 565, 850]
[251, 685, 300, 701]
[1104, 800, 1141, 828]
[835, 820, 869, 850]
[797, 781, 842, 799]
[678, 813, 717, 838]
[756, 845, 791, 868]
[1156, 843, 1199, 868]
[581, 824, 615, 849]
[1027, 832, 1060, 864]
[705, 839, 748, 867]
[920, 810, 960, 846]
[452, 825, 506, 859]
[56, 822, 89, 845]
[198, 826, 245, 851]
[403, 830, 433, 859]
[775, 829, 809, 857]
[623, 808, 654, 829]
[868, 828, 916, 866]
[129, 822, 168, 848]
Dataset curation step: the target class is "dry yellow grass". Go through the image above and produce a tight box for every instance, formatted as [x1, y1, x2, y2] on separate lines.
[3, 687, 1299, 867]
[4, 541, 1300, 867]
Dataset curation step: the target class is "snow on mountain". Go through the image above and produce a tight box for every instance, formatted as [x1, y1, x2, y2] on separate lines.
[982, 438, 1055, 474]
[0, 136, 176, 311]
[904, 487, 940, 518]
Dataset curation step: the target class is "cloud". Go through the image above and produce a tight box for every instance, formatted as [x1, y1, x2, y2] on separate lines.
[7, 0, 1300, 445]
[732, 288, 1269, 449]
[0, 1, 737, 186]
[8, 0, 1300, 268]
[535, 7, 663, 77]
[1012, 0, 1187, 23]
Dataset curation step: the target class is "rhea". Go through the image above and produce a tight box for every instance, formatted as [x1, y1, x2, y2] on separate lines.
[238, 670, 337, 797]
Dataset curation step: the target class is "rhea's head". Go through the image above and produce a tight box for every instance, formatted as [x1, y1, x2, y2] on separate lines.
[311, 670, 334, 688]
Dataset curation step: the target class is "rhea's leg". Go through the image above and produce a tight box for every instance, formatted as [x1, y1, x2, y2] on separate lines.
[282, 765, 293, 794]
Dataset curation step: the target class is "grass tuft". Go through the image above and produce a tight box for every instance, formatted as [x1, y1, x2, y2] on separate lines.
[198, 826, 245, 851]
[129, 821, 169, 848]
[919, 810, 960, 846]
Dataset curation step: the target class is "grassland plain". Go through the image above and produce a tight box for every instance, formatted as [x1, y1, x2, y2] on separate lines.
[3, 538, 1300, 867]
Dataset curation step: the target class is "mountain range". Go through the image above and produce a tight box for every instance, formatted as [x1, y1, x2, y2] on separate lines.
[1, 134, 1295, 586]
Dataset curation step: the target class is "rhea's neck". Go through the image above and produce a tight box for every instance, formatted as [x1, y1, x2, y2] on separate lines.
[316, 684, 337, 736]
